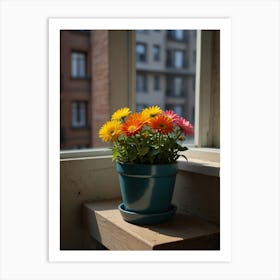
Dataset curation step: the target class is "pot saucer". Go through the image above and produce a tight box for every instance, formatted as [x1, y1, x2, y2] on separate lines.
[118, 203, 177, 225]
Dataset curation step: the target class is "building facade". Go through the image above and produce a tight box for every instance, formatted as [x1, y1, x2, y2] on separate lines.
[136, 30, 196, 125]
[60, 30, 110, 150]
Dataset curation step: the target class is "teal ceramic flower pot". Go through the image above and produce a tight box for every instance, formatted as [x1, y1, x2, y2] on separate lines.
[116, 161, 178, 215]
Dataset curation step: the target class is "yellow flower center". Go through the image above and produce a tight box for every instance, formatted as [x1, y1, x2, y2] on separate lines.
[128, 125, 137, 133]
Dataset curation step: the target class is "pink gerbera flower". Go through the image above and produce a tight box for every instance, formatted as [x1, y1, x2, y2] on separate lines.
[162, 110, 180, 123]
[176, 116, 194, 136]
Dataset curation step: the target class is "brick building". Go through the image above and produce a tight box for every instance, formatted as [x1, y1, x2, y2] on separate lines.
[60, 30, 110, 150]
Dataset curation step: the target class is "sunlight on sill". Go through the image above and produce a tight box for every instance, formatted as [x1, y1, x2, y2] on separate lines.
[60, 147, 220, 177]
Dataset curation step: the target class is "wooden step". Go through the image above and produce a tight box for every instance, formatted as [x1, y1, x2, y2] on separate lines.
[83, 199, 220, 250]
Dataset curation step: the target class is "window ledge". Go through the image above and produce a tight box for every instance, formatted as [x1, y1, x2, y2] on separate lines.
[60, 147, 220, 177]
[178, 148, 220, 177]
[177, 158, 219, 177]
[83, 199, 220, 250]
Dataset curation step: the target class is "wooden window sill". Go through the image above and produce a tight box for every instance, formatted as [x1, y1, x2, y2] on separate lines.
[83, 199, 220, 250]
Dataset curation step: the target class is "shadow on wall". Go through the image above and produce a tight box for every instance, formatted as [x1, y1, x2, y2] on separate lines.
[172, 170, 220, 225]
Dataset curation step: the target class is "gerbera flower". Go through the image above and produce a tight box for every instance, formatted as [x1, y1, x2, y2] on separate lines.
[99, 120, 123, 142]
[142, 106, 162, 118]
[111, 107, 131, 121]
[176, 117, 194, 136]
[122, 113, 146, 136]
[162, 110, 180, 123]
[148, 115, 174, 134]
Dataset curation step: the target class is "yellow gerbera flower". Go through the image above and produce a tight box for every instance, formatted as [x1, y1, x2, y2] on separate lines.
[142, 106, 162, 118]
[99, 120, 123, 142]
[111, 107, 131, 121]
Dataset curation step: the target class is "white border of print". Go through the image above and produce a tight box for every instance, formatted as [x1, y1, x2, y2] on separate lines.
[49, 18, 231, 262]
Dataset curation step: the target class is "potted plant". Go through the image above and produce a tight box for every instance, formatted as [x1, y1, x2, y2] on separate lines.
[99, 106, 193, 225]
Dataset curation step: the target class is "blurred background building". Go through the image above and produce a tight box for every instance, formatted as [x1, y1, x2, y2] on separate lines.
[60, 30, 196, 150]
[136, 30, 196, 124]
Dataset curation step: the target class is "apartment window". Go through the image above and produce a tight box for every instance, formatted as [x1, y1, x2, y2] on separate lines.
[174, 77, 183, 96]
[136, 73, 147, 92]
[175, 30, 184, 40]
[153, 45, 160, 61]
[174, 50, 184, 68]
[136, 43, 147, 62]
[72, 101, 87, 128]
[71, 52, 87, 78]
[154, 75, 160, 90]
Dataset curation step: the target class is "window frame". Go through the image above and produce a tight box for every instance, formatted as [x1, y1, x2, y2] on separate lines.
[60, 29, 220, 158]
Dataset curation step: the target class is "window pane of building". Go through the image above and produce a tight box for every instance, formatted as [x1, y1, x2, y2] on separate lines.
[174, 50, 184, 68]
[153, 45, 160, 61]
[174, 77, 182, 96]
[175, 30, 184, 40]
[154, 75, 160, 90]
[136, 73, 147, 92]
[71, 52, 86, 78]
[136, 43, 147, 62]
[72, 101, 87, 128]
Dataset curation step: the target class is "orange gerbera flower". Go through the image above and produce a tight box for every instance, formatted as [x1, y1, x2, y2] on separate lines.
[122, 113, 146, 136]
[148, 115, 174, 134]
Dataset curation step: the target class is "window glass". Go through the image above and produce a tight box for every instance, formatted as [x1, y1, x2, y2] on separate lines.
[175, 30, 184, 40]
[136, 73, 147, 92]
[136, 43, 147, 62]
[153, 45, 160, 61]
[154, 75, 160, 90]
[71, 52, 86, 78]
[174, 50, 184, 68]
[72, 101, 87, 128]
[174, 77, 182, 96]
